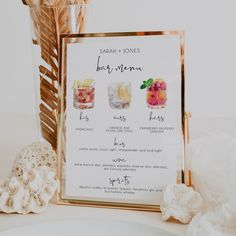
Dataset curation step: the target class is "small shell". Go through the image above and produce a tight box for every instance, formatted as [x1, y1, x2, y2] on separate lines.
[0, 167, 57, 214]
[0, 142, 57, 214]
[11, 142, 57, 178]
[160, 184, 203, 224]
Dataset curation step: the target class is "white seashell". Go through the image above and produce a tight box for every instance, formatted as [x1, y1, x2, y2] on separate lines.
[0, 167, 57, 214]
[160, 184, 203, 224]
[0, 142, 57, 214]
[11, 142, 57, 177]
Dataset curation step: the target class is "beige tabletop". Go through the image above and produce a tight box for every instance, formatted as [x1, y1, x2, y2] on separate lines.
[0, 204, 187, 235]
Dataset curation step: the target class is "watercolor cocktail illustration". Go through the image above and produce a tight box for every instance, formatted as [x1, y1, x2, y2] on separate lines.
[108, 82, 131, 109]
[73, 79, 95, 109]
[140, 78, 167, 109]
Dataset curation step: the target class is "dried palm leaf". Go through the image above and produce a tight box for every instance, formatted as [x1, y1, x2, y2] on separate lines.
[22, 0, 88, 149]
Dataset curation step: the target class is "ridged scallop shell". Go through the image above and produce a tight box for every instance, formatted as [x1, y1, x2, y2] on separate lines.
[11, 142, 57, 177]
[160, 184, 203, 224]
[0, 142, 57, 214]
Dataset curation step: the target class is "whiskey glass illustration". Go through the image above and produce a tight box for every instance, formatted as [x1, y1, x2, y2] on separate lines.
[108, 82, 131, 109]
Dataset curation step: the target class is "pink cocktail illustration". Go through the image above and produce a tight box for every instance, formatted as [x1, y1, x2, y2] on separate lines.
[73, 79, 95, 109]
[146, 79, 167, 109]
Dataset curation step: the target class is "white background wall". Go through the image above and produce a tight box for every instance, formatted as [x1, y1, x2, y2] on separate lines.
[0, 0, 236, 118]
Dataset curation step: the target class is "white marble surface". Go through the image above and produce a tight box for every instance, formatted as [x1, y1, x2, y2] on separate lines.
[0, 114, 236, 235]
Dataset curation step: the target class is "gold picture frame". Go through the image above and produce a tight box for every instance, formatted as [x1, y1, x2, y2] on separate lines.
[57, 31, 188, 212]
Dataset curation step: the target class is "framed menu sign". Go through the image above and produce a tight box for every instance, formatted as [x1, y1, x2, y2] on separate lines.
[57, 31, 186, 211]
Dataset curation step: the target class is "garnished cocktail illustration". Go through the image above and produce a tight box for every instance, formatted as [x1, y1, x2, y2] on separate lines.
[73, 79, 95, 109]
[140, 78, 167, 108]
[108, 82, 131, 109]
